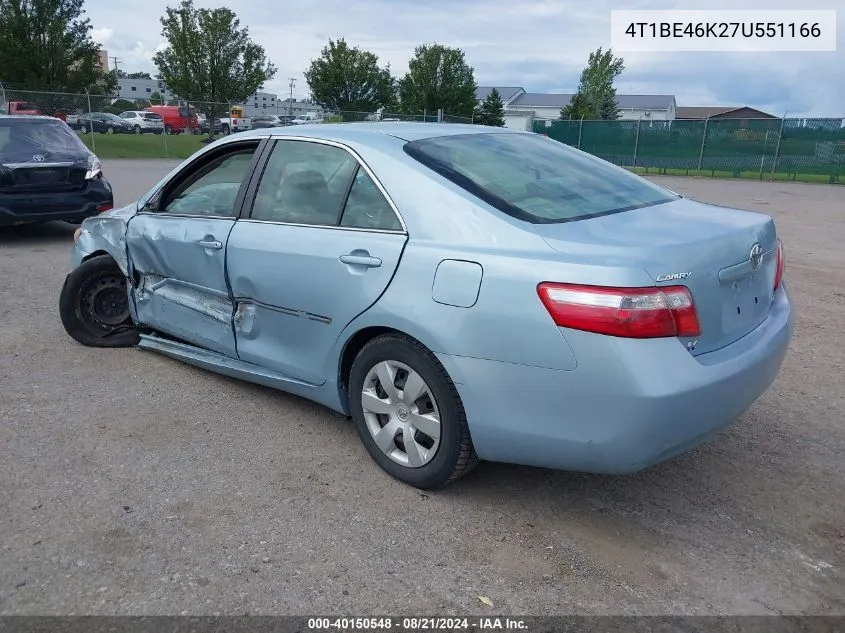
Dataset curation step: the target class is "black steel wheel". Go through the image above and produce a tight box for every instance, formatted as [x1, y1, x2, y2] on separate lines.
[59, 255, 140, 348]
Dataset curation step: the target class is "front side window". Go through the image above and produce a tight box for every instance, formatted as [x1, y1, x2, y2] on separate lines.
[160, 147, 256, 217]
[250, 140, 357, 225]
[404, 132, 678, 224]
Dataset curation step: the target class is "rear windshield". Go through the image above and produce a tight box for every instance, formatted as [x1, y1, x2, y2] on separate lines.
[0, 118, 89, 162]
[403, 132, 678, 224]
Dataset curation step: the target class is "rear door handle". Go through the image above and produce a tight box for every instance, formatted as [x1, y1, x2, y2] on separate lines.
[198, 239, 223, 250]
[339, 254, 382, 268]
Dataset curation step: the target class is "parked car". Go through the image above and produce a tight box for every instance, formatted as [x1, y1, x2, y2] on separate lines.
[58, 124, 793, 489]
[76, 112, 134, 134]
[0, 115, 112, 227]
[197, 114, 223, 135]
[119, 110, 165, 134]
[5, 101, 41, 116]
[144, 105, 199, 135]
[251, 115, 291, 129]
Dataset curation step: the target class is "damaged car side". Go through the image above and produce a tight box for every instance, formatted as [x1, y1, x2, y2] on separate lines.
[60, 124, 793, 490]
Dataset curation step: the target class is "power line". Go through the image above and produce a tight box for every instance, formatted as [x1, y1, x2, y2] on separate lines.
[109, 56, 122, 74]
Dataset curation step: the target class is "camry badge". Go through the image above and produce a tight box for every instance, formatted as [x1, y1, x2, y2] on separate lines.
[749, 243, 763, 270]
[655, 272, 691, 282]
[32, 154, 45, 162]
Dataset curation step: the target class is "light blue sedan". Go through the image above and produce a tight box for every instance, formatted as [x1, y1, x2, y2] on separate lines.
[59, 123, 794, 488]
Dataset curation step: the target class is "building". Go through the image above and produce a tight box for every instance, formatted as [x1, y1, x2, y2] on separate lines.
[475, 87, 677, 121]
[116, 78, 177, 102]
[266, 97, 324, 119]
[96, 49, 109, 72]
[114, 78, 324, 118]
[676, 106, 776, 120]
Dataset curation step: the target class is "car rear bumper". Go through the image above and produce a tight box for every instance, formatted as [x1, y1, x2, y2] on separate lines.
[0, 179, 113, 227]
[437, 283, 794, 474]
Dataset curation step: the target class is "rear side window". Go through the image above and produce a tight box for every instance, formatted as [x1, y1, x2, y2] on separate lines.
[404, 133, 678, 224]
[340, 167, 402, 231]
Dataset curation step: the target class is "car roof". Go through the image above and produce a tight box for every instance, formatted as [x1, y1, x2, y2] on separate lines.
[240, 122, 525, 143]
[0, 114, 60, 121]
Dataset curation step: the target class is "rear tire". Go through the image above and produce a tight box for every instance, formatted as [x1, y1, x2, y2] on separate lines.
[59, 255, 140, 348]
[165, 124, 173, 135]
[134, 125, 142, 134]
[222, 123, 230, 135]
[348, 334, 478, 489]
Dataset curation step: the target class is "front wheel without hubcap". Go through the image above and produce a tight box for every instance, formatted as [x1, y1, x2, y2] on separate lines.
[348, 334, 478, 489]
[59, 254, 140, 348]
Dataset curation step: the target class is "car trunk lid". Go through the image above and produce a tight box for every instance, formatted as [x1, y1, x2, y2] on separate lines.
[534, 197, 778, 356]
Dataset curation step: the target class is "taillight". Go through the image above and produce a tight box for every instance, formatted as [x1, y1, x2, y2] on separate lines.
[96, 203, 113, 212]
[537, 283, 701, 339]
[774, 239, 784, 291]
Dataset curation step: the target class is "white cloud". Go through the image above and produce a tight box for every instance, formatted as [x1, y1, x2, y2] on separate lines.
[90, 27, 114, 46]
[83, 0, 844, 116]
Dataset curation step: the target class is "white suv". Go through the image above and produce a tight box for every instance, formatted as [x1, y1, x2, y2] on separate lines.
[119, 111, 165, 134]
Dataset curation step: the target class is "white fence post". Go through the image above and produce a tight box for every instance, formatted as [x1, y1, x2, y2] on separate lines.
[633, 118, 642, 167]
[770, 114, 787, 180]
[696, 117, 710, 173]
[577, 116, 584, 149]
[84, 88, 95, 153]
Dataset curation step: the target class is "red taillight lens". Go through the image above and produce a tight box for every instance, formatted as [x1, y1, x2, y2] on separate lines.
[773, 239, 784, 291]
[96, 203, 113, 212]
[537, 283, 701, 339]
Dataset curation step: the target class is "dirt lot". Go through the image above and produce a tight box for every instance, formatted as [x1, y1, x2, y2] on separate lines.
[0, 160, 843, 615]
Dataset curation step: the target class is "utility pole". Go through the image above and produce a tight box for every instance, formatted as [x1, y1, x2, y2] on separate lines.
[109, 56, 122, 74]
[288, 78, 296, 117]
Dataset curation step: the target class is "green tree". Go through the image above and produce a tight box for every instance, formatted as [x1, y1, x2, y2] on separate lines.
[149, 91, 164, 105]
[127, 71, 152, 79]
[474, 88, 505, 126]
[0, 0, 116, 93]
[153, 0, 276, 136]
[575, 47, 624, 120]
[304, 38, 395, 117]
[105, 98, 136, 114]
[398, 43, 477, 118]
[560, 91, 595, 120]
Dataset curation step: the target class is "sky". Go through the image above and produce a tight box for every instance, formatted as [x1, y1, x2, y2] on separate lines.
[85, 0, 844, 117]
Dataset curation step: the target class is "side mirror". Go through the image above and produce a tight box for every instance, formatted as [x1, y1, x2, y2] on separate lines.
[141, 189, 163, 212]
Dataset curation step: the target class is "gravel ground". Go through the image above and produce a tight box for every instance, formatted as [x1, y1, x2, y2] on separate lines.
[0, 160, 843, 615]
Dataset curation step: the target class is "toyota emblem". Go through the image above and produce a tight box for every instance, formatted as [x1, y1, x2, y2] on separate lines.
[749, 243, 763, 270]
[32, 154, 45, 162]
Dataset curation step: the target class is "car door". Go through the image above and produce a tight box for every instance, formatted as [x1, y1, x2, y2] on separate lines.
[126, 139, 265, 356]
[226, 138, 408, 385]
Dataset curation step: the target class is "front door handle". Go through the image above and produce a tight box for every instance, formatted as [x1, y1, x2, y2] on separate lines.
[339, 254, 382, 268]
[198, 239, 223, 250]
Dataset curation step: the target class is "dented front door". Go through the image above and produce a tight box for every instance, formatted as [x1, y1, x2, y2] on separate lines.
[126, 144, 260, 356]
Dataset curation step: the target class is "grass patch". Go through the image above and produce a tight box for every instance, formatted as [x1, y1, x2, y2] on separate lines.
[628, 165, 841, 185]
[77, 132, 207, 159]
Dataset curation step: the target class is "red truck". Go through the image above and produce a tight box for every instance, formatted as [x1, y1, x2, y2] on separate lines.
[144, 104, 199, 134]
[5, 101, 41, 116]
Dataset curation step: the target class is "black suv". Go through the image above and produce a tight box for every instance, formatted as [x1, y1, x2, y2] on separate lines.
[0, 115, 113, 227]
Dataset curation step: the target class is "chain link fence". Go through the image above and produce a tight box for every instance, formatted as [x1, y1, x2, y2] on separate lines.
[536, 117, 845, 184]
[1, 85, 477, 159]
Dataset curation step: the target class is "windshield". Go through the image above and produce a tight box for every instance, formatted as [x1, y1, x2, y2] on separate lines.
[0, 118, 90, 163]
[403, 132, 678, 224]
